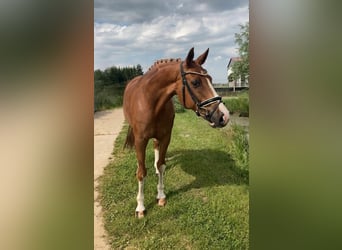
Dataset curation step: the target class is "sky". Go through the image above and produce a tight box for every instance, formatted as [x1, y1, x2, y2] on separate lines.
[94, 0, 249, 83]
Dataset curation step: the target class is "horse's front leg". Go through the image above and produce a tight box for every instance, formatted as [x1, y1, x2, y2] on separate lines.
[156, 164, 166, 206]
[135, 138, 148, 218]
[155, 136, 171, 207]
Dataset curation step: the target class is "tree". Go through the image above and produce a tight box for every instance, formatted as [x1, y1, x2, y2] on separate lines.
[136, 64, 143, 76]
[232, 22, 249, 84]
[94, 64, 144, 111]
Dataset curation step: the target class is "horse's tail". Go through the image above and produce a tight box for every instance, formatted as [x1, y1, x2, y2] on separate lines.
[124, 125, 135, 149]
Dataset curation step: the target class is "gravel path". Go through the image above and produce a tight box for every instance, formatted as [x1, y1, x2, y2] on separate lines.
[94, 108, 125, 249]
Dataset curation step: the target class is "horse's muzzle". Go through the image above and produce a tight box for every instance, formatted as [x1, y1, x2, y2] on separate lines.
[209, 103, 230, 128]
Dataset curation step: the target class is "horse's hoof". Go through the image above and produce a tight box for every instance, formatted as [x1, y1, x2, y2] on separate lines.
[135, 210, 145, 219]
[157, 198, 167, 207]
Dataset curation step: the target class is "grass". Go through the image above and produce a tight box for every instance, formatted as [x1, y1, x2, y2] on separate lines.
[226, 124, 249, 176]
[99, 110, 249, 249]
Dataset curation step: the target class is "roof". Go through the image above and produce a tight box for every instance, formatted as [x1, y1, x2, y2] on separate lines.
[227, 57, 242, 69]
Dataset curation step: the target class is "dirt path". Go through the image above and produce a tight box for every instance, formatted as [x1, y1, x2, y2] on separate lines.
[94, 108, 125, 250]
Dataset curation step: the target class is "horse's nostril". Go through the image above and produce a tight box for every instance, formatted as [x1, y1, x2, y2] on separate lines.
[219, 112, 228, 126]
[219, 116, 225, 125]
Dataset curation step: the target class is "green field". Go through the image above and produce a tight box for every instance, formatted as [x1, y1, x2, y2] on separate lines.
[99, 110, 249, 249]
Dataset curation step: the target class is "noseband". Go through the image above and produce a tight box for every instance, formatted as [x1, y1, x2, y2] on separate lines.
[180, 62, 222, 120]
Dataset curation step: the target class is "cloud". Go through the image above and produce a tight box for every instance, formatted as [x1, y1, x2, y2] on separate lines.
[94, 0, 249, 82]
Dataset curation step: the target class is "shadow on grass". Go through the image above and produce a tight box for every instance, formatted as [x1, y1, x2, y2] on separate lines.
[166, 149, 248, 199]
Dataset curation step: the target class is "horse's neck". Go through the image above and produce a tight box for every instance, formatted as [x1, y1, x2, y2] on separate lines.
[145, 64, 179, 114]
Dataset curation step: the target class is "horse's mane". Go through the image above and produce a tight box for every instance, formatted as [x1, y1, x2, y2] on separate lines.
[148, 58, 182, 71]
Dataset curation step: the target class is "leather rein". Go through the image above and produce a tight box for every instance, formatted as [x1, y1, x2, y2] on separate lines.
[180, 62, 222, 120]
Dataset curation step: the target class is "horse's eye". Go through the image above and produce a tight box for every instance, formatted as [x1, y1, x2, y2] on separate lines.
[191, 79, 201, 88]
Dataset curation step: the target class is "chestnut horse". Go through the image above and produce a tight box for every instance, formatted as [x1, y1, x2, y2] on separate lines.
[123, 48, 229, 218]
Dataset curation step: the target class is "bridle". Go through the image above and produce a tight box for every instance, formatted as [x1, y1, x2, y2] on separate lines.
[180, 62, 222, 121]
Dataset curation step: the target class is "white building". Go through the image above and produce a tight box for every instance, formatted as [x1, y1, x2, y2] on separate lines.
[227, 57, 249, 91]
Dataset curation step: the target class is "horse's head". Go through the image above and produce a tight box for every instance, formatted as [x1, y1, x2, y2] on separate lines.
[178, 47, 230, 128]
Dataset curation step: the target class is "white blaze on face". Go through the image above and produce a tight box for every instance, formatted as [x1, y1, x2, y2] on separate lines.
[204, 77, 230, 125]
[205, 77, 218, 98]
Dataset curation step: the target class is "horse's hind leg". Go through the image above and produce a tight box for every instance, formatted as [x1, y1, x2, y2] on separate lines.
[135, 137, 148, 218]
[154, 136, 171, 207]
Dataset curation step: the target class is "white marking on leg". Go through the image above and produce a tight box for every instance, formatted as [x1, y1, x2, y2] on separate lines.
[156, 164, 166, 200]
[154, 148, 159, 174]
[136, 178, 145, 212]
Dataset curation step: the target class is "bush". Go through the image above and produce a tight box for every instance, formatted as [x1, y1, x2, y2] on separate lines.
[94, 85, 124, 112]
[228, 124, 249, 176]
[94, 91, 123, 111]
[223, 97, 249, 116]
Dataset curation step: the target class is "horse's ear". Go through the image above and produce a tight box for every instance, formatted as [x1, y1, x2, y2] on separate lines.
[186, 47, 195, 66]
[195, 48, 209, 65]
